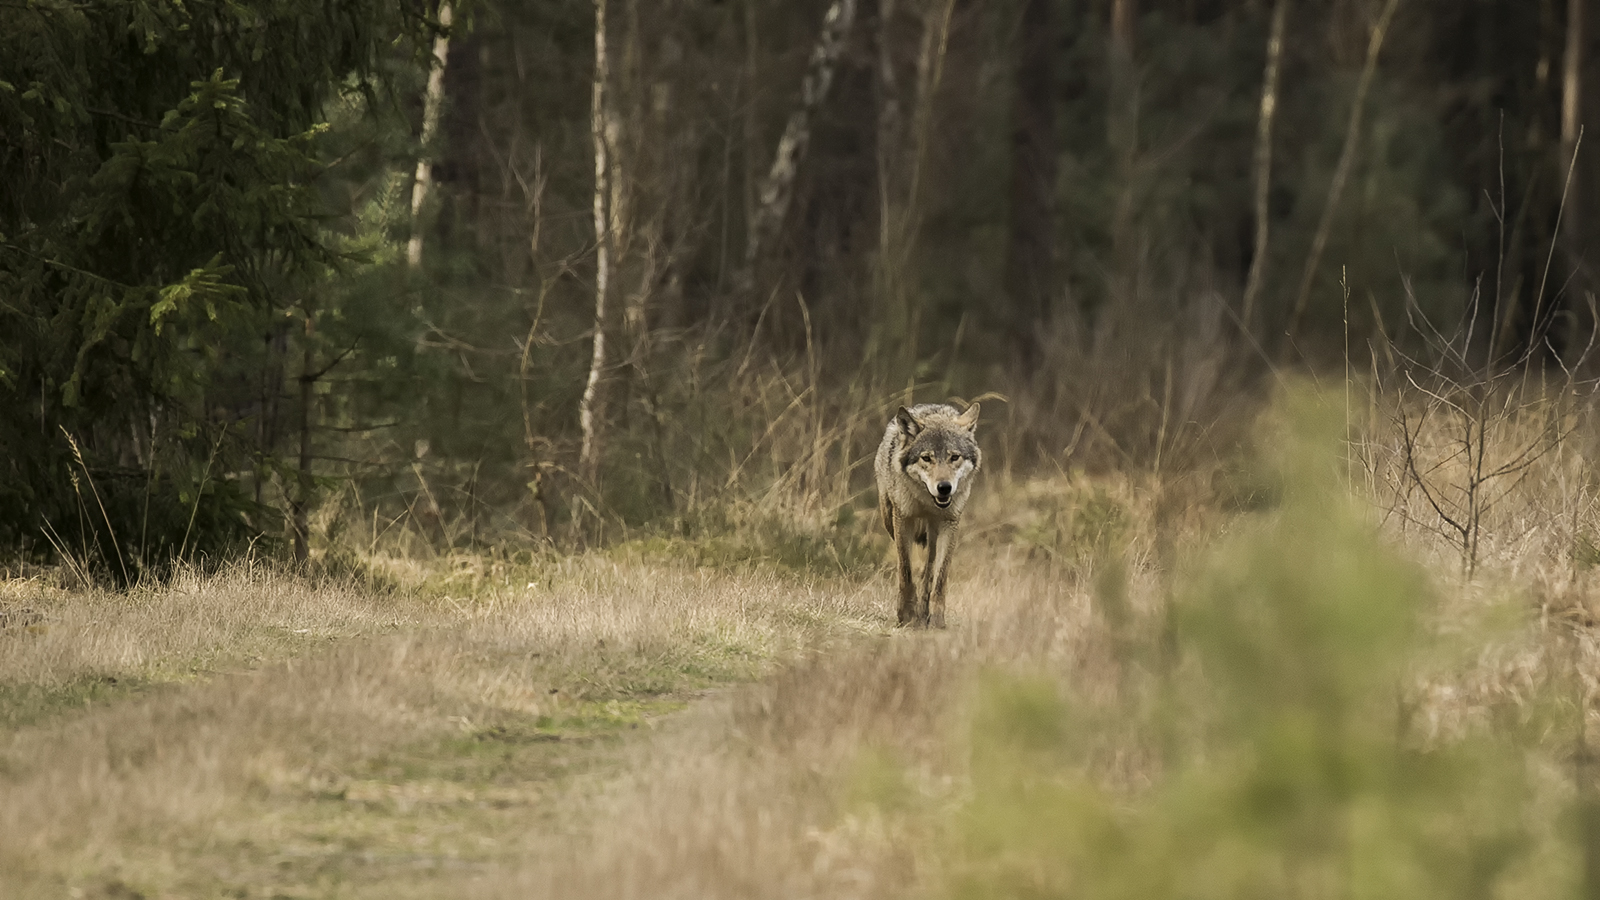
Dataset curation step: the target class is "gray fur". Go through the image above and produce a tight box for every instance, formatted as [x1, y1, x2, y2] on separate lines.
[874, 402, 981, 627]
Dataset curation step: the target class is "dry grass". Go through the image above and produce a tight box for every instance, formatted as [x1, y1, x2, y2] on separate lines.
[495, 555, 1098, 900]
[475, 473, 1202, 900]
[0, 561, 403, 698]
[5, 387, 1600, 898]
[485, 390, 1600, 900]
[0, 556, 881, 897]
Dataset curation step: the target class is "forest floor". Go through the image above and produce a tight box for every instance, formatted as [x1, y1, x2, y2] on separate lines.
[0, 543, 913, 899]
[1, 439, 1594, 898]
[0, 490, 1072, 900]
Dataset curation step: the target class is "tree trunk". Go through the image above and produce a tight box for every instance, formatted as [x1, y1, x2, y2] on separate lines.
[579, 0, 614, 485]
[407, 2, 453, 269]
[1564, 0, 1583, 244]
[1003, 0, 1056, 368]
[619, 0, 648, 350]
[255, 323, 289, 509]
[741, 0, 760, 293]
[874, 0, 906, 368]
[1561, 0, 1589, 359]
[1240, 0, 1288, 333]
[1107, 0, 1139, 316]
[292, 319, 314, 565]
[877, 0, 901, 184]
[1285, 0, 1402, 353]
[742, 0, 860, 287]
[871, 0, 956, 378]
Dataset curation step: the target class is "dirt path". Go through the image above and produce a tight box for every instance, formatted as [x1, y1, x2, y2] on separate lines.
[0, 559, 924, 898]
[0, 539, 1090, 899]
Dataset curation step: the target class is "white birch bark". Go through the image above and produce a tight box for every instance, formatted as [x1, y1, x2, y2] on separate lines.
[1562, 0, 1584, 281]
[743, 0, 859, 276]
[1566, 0, 1584, 170]
[407, 2, 453, 269]
[579, 0, 612, 480]
[1240, 0, 1287, 329]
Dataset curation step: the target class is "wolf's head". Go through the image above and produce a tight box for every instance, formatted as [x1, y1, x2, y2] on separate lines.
[895, 403, 981, 508]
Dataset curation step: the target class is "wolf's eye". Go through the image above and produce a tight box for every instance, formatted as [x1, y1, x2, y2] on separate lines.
[920, 453, 934, 463]
[948, 453, 961, 463]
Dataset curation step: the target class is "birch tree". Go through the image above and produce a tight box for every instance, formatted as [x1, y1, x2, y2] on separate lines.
[1239, 0, 1288, 331]
[579, 0, 614, 482]
[291, 313, 315, 563]
[1564, 0, 1584, 257]
[408, 2, 454, 269]
[1560, 0, 1588, 357]
[742, 0, 860, 284]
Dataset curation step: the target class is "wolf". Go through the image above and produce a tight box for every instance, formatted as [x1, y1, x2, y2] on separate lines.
[874, 402, 981, 628]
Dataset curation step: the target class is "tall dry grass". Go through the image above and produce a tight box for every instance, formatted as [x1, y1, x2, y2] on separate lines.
[0, 562, 403, 692]
[0, 556, 880, 897]
[330, 276, 1255, 562]
[484, 386, 1600, 900]
[5, 380, 1600, 898]
[477, 470, 1210, 899]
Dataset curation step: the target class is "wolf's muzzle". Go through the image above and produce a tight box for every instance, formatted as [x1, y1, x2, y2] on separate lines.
[934, 482, 953, 507]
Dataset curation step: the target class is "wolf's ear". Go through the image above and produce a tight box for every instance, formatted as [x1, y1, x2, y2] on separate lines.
[956, 402, 980, 432]
[895, 407, 922, 437]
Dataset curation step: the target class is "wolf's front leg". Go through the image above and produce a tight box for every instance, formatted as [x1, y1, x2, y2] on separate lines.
[926, 525, 956, 628]
[910, 524, 934, 627]
[895, 515, 920, 626]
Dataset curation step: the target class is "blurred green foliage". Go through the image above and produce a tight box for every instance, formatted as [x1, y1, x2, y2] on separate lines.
[949, 397, 1543, 899]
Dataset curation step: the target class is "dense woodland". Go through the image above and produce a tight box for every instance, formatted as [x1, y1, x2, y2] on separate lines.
[3, 0, 1599, 574]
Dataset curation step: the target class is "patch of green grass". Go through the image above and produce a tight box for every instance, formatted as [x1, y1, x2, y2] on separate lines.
[364, 696, 686, 785]
[612, 515, 881, 577]
[514, 640, 767, 707]
[1574, 533, 1600, 570]
[944, 395, 1546, 900]
[195, 696, 692, 896]
[367, 706, 662, 787]
[531, 696, 688, 736]
[355, 638, 743, 792]
[0, 623, 350, 736]
[0, 675, 163, 731]
[5, 548, 876, 898]
[1010, 482, 1132, 568]
[149, 693, 703, 898]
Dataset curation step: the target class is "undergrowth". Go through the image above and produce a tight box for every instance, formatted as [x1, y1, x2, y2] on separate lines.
[941, 394, 1569, 899]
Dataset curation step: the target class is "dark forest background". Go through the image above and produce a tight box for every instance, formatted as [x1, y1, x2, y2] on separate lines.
[3, 0, 1597, 577]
